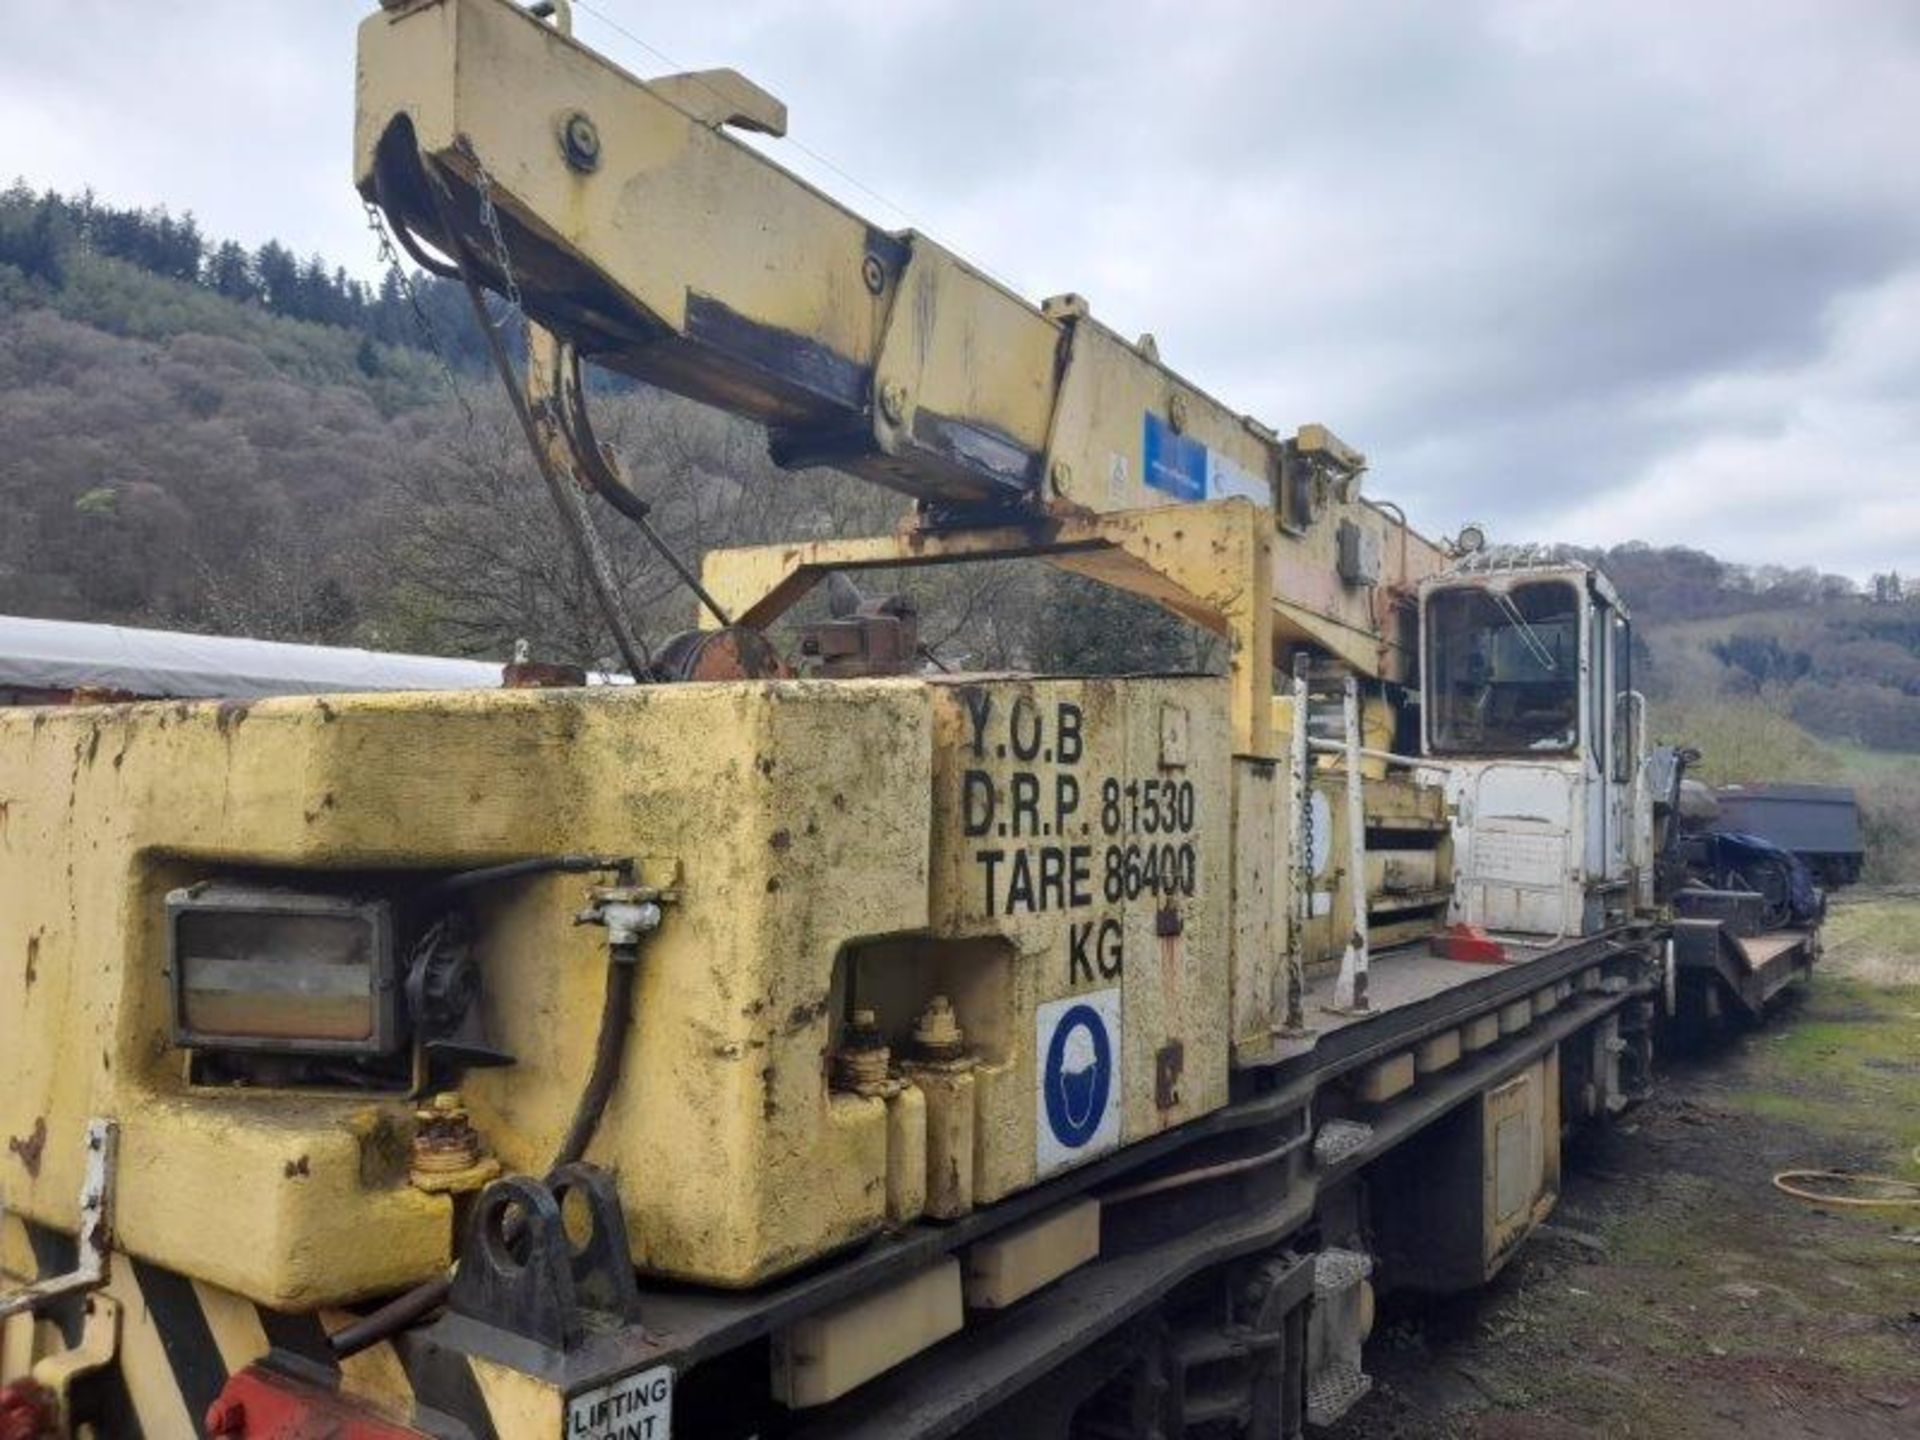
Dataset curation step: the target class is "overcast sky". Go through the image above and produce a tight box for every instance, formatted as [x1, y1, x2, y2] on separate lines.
[3, 0, 1916, 577]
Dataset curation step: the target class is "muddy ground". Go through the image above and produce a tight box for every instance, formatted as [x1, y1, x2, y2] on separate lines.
[1326, 893, 1920, 1439]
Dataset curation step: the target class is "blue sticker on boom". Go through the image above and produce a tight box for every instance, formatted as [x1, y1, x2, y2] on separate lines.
[1142, 411, 1207, 502]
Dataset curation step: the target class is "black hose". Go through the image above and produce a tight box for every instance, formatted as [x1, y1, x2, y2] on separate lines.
[553, 943, 640, 1167]
[549, 331, 733, 628]
[326, 1278, 448, 1359]
[331, 908, 644, 1360]
[416, 155, 653, 681]
[420, 854, 627, 906]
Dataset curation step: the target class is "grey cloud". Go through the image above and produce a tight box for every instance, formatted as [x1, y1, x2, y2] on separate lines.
[2, 0, 1915, 574]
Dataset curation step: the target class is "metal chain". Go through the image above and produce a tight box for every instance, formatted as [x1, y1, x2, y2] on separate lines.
[433, 141, 657, 676]
[361, 198, 476, 431]
[454, 139, 735, 646]
[463, 141, 526, 321]
[1301, 750, 1316, 886]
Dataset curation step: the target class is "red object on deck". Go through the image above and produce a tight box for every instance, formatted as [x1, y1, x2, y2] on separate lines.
[0, 1380, 59, 1440]
[1429, 923, 1510, 964]
[204, 1366, 428, 1439]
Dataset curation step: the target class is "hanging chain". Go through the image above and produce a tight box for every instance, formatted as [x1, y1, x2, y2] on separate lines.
[463, 140, 526, 322]
[362, 198, 477, 431]
[1301, 751, 1316, 887]
[452, 139, 734, 639]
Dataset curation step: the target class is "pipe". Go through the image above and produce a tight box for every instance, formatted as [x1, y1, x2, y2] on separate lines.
[1099, 1133, 1301, 1205]
[1306, 736, 1465, 774]
[324, 1278, 447, 1359]
[1333, 674, 1370, 1013]
[1281, 654, 1312, 1033]
[421, 854, 628, 905]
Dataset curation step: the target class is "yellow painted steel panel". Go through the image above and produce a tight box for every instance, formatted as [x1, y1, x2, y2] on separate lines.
[770, 1260, 963, 1408]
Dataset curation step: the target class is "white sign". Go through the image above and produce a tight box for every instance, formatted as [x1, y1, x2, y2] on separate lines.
[1036, 988, 1122, 1175]
[567, 1365, 672, 1440]
[1205, 450, 1268, 505]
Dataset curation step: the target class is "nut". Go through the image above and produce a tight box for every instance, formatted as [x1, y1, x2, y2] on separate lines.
[559, 110, 601, 173]
[910, 994, 967, 1062]
[861, 253, 887, 295]
[831, 1008, 898, 1097]
[878, 380, 909, 426]
[411, 1093, 481, 1174]
[409, 1092, 500, 1193]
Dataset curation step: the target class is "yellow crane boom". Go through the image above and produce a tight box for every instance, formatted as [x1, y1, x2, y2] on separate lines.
[354, 0, 1445, 755]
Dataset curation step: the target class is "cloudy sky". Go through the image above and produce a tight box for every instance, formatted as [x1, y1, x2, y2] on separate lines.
[3, 0, 1916, 577]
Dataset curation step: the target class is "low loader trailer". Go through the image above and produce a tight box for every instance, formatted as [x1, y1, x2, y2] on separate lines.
[0, 3, 1816, 1435]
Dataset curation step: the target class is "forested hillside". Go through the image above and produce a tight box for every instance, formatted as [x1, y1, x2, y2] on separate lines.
[2, 181, 1915, 870]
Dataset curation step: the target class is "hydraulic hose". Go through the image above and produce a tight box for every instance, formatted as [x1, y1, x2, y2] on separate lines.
[552, 943, 639, 1167]
[419, 853, 627, 906]
[330, 927, 643, 1359]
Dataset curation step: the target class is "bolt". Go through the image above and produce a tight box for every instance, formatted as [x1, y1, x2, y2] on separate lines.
[879, 380, 908, 425]
[1049, 459, 1073, 496]
[411, 1092, 483, 1177]
[560, 111, 601, 173]
[1168, 393, 1190, 434]
[911, 994, 967, 1062]
[861, 254, 886, 295]
[832, 1008, 894, 1096]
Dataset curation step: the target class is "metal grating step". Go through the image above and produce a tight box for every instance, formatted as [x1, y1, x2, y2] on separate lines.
[1306, 1363, 1373, 1427]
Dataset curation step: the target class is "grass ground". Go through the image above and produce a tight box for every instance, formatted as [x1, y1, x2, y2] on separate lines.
[1326, 894, 1920, 1438]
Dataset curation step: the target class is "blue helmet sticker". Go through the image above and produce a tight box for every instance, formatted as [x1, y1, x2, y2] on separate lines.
[1035, 988, 1122, 1174]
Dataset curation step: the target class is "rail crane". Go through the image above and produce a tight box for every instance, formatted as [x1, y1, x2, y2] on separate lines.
[0, 1, 1817, 1436]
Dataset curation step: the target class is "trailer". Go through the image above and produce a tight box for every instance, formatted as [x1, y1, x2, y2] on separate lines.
[1711, 782, 1864, 888]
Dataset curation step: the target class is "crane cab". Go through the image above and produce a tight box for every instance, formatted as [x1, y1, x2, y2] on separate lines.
[1420, 554, 1643, 938]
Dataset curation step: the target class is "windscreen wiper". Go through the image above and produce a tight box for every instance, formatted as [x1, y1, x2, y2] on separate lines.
[1490, 587, 1559, 672]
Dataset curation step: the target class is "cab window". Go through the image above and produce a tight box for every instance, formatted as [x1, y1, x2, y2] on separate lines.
[1427, 580, 1582, 755]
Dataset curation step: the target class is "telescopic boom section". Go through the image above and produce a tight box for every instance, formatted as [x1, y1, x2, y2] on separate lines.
[355, 0, 1444, 705]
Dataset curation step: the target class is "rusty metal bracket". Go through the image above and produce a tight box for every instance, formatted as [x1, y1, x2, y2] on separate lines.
[0, 1119, 117, 1320]
[547, 1162, 643, 1325]
[445, 1165, 641, 1353]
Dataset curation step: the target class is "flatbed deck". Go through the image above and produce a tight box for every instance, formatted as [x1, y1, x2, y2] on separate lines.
[1261, 928, 1649, 1083]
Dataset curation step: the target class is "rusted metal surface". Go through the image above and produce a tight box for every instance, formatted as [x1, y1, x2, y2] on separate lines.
[500, 659, 587, 688]
[5, 1120, 44, 1179]
[796, 589, 921, 679]
[0, 1119, 117, 1321]
[650, 625, 787, 681]
[1154, 1040, 1184, 1111]
[407, 1094, 499, 1196]
[830, 1009, 897, 1099]
[0, 1378, 58, 1440]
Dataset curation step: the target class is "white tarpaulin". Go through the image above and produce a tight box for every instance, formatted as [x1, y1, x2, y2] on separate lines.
[0, 614, 504, 699]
